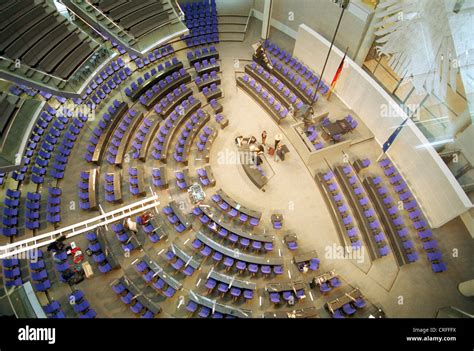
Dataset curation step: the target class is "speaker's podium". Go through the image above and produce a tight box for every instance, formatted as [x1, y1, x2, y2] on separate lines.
[252, 42, 273, 72]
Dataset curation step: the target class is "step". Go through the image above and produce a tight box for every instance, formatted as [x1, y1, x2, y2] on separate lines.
[219, 32, 245, 42]
[218, 15, 248, 25]
[218, 23, 246, 33]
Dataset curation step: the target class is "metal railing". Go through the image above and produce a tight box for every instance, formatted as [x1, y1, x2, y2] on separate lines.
[0, 195, 160, 259]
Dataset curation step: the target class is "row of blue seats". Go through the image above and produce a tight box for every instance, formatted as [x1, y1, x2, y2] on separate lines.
[125, 57, 181, 98]
[369, 175, 419, 263]
[147, 83, 190, 116]
[151, 95, 199, 161]
[84, 100, 125, 162]
[29, 249, 52, 291]
[112, 223, 137, 252]
[130, 117, 154, 159]
[105, 109, 139, 165]
[322, 171, 365, 251]
[128, 167, 144, 197]
[182, 25, 218, 40]
[43, 300, 66, 318]
[138, 68, 188, 108]
[130, 44, 174, 69]
[77, 171, 94, 210]
[241, 75, 289, 120]
[2, 258, 23, 287]
[111, 277, 159, 318]
[68, 290, 96, 318]
[264, 40, 330, 95]
[379, 159, 445, 272]
[184, 17, 218, 29]
[2, 189, 21, 236]
[185, 33, 219, 48]
[86, 232, 114, 273]
[173, 109, 208, 163]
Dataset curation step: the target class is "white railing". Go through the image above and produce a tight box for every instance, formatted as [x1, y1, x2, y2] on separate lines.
[0, 195, 160, 259]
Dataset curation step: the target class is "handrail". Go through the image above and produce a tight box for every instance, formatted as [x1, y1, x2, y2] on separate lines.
[0, 195, 160, 259]
[243, 8, 253, 40]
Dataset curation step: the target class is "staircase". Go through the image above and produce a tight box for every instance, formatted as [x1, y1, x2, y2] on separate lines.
[218, 14, 250, 42]
[216, 0, 252, 43]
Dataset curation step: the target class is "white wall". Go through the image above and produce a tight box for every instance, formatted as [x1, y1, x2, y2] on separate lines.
[253, 0, 375, 63]
[294, 24, 472, 228]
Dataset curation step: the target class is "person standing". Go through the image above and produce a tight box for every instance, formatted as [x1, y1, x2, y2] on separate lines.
[124, 217, 138, 234]
[274, 145, 283, 162]
[274, 133, 282, 150]
[261, 130, 267, 145]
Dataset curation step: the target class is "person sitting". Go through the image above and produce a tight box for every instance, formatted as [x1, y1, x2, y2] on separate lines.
[140, 212, 152, 225]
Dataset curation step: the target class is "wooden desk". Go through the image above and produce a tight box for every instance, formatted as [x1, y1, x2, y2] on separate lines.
[169, 201, 191, 229]
[92, 102, 128, 164]
[130, 62, 184, 101]
[237, 77, 285, 125]
[138, 119, 161, 161]
[115, 112, 144, 167]
[88, 168, 98, 210]
[160, 99, 202, 163]
[108, 172, 122, 203]
[144, 73, 191, 109]
[327, 288, 362, 312]
[363, 177, 410, 266]
[200, 206, 273, 243]
[208, 270, 257, 291]
[169, 242, 201, 270]
[216, 189, 262, 220]
[188, 291, 252, 318]
[334, 165, 381, 260]
[196, 231, 283, 266]
[264, 307, 318, 318]
[266, 280, 305, 293]
[294, 250, 318, 265]
[238, 146, 268, 189]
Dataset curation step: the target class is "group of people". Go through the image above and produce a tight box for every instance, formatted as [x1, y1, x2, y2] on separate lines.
[123, 212, 153, 234]
[235, 131, 286, 164]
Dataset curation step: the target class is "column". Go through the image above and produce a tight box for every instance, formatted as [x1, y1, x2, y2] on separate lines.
[261, 0, 273, 40]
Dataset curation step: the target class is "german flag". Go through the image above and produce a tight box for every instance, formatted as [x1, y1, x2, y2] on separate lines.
[327, 48, 348, 99]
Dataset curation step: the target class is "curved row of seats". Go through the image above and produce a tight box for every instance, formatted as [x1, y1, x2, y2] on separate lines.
[192, 208, 272, 251]
[247, 61, 306, 110]
[90, 0, 172, 40]
[173, 110, 209, 164]
[1, 0, 100, 79]
[336, 165, 390, 259]
[321, 170, 363, 249]
[151, 95, 202, 162]
[138, 68, 190, 109]
[112, 223, 138, 252]
[130, 44, 174, 69]
[264, 40, 329, 96]
[192, 236, 283, 276]
[111, 277, 160, 318]
[238, 75, 289, 123]
[210, 193, 261, 226]
[86, 232, 114, 273]
[378, 159, 445, 272]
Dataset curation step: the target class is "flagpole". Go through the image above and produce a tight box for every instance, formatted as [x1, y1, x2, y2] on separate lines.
[312, 0, 350, 107]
